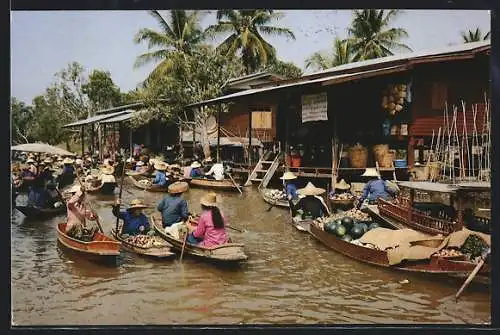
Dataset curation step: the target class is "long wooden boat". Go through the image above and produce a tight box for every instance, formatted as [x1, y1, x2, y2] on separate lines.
[151, 213, 248, 262]
[85, 182, 117, 195]
[289, 216, 312, 232]
[128, 174, 169, 193]
[186, 177, 241, 192]
[110, 228, 175, 259]
[16, 204, 67, 219]
[260, 188, 289, 208]
[308, 223, 489, 281]
[56, 223, 121, 260]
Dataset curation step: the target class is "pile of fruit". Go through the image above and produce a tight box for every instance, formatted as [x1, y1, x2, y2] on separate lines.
[460, 234, 489, 260]
[432, 248, 463, 258]
[329, 193, 355, 201]
[138, 179, 153, 187]
[381, 83, 408, 115]
[123, 234, 166, 248]
[320, 208, 372, 223]
[318, 216, 380, 243]
[263, 188, 286, 200]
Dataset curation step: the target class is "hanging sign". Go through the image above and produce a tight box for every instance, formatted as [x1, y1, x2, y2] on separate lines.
[301, 92, 328, 123]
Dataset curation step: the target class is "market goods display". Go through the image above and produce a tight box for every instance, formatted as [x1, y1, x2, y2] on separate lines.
[263, 188, 286, 201]
[382, 83, 408, 115]
[460, 234, 489, 259]
[138, 179, 153, 187]
[121, 234, 167, 248]
[329, 192, 355, 201]
[432, 248, 464, 258]
[323, 208, 373, 223]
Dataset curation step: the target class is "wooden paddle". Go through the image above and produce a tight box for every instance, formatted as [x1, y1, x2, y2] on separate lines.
[227, 172, 243, 194]
[455, 249, 489, 301]
[266, 199, 278, 211]
[115, 158, 127, 233]
[179, 232, 188, 263]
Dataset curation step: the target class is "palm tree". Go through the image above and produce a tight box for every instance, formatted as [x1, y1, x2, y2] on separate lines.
[205, 10, 295, 74]
[134, 10, 206, 79]
[347, 9, 412, 61]
[305, 38, 353, 71]
[461, 27, 491, 43]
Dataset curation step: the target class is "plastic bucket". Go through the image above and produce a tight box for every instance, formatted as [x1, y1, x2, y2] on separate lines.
[393, 159, 407, 168]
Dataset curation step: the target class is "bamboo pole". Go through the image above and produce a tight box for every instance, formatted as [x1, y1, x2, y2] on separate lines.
[472, 104, 478, 180]
[461, 101, 471, 179]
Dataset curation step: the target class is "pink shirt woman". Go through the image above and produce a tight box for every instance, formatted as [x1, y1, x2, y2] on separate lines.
[66, 187, 96, 233]
[192, 210, 229, 248]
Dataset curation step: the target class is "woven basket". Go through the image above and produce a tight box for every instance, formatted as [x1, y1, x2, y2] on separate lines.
[379, 150, 396, 168]
[349, 144, 368, 168]
[428, 162, 441, 180]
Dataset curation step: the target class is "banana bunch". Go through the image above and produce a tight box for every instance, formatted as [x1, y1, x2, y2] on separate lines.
[381, 83, 407, 115]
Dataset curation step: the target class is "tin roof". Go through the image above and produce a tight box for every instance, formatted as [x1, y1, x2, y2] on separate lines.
[62, 110, 132, 128]
[99, 110, 144, 124]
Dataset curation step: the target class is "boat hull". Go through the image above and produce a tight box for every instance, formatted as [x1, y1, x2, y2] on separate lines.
[128, 175, 169, 193]
[16, 205, 67, 219]
[261, 189, 289, 208]
[56, 223, 121, 260]
[186, 178, 240, 191]
[110, 228, 175, 259]
[151, 214, 248, 262]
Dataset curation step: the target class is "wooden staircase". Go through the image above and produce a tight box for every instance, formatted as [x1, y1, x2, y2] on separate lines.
[245, 151, 282, 188]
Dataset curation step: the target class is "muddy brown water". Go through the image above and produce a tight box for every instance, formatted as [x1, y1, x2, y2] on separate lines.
[11, 183, 490, 325]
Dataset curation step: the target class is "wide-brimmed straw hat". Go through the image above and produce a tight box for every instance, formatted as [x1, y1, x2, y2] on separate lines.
[127, 199, 148, 210]
[280, 171, 297, 180]
[126, 157, 133, 163]
[361, 168, 381, 178]
[136, 161, 145, 166]
[200, 192, 218, 207]
[57, 157, 64, 162]
[75, 158, 83, 165]
[154, 161, 168, 171]
[43, 158, 53, 164]
[68, 184, 82, 194]
[101, 166, 115, 175]
[26, 158, 35, 164]
[190, 161, 201, 168]
[297, 182, 326, 196]
[168, 181, 189, 194]
[335, 179, 351, 190]
[63, 158, 74, 165]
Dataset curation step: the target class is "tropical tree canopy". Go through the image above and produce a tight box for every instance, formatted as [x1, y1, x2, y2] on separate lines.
[134, 10, 207, 80]
[264, 59, 303, 78]
[461, 27, 491, 43]
[347, 9, 411, 61]
[82, 70, 122, 112]
[205, 10, 295, 74]
[305, 37, 354, 71]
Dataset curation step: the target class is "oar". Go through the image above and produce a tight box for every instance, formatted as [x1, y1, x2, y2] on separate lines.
[179, 232, 188, 263]
[455, 250, 489, 301]
[227, 172, 243, 194]
[115, 159, 127, 233]
[227, 225, 246, 233]
[266, 199, 278, 211]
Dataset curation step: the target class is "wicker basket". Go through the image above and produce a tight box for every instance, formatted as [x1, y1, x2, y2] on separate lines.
[349, 144, 368, 168]
[428, 162, 441, 180]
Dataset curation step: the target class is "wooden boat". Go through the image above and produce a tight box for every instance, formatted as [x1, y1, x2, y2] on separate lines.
[15, 204, 67, 219]
[151, 213, 248, 262]
[377, 181, 491, 236]
[128, 174, 169, 193]
[110, 228, 175, 259]
[308, 223, 489, 281]
[289, 217, 312, 232]
[260, 188, 289, 208]
[186, 177, 241, 192]
[56, 223, 121, 260]
[85, 181, 117, 195]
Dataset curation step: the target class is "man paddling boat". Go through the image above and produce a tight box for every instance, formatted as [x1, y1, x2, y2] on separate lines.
[65, 185, 99, 241]
[112, 198, 153, 236]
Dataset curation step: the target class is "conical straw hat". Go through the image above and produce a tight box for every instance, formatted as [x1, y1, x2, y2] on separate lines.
[127, 199, 148, 210]
[101, 166, 115, 175]
[335, 179, 351, 190]
[361, 168, 380, 178]
[190, 161, 201, 168]
[168, 181, 189, 194]
[279, 171, 297, 180]
[297, 182, 326, 196]
[200, 192, 218, 207]
[154, 161, 168, 171]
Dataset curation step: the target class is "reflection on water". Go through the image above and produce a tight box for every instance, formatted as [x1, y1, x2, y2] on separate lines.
[11, 183, 491, 325]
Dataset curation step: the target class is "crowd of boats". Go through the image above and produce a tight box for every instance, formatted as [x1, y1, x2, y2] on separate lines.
[11, 143, 491, 298]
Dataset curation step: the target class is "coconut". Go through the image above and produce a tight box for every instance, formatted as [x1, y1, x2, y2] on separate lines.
[388, 102, 396, 110]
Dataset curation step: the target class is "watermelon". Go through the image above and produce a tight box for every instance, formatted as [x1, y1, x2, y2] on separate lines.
[335, 224, 347, 237]
[368, 222, 380, 231]
[359, 222, 369, 233]
[342, 234, 353, 242]
[324, 222, 337, 234]
[341, 217, 354, 231]
[350, 225, 364, 239]
[335, 219, 342, 225]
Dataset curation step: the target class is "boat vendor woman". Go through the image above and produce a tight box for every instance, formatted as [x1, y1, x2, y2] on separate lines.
[99, 166, 116, 184]
[65, 185, 99, 241]
[190, 161, 203, 178]
[152, 161, 170, 187]
[157, 181, 190, 227]
[293, 182, 330, 219]
[356, 168, 398, 208]
[280, 171, 298, 201]
[186, 192, 229, 247]
[113, 198, 153, 236]
[134, 160, 145, 172]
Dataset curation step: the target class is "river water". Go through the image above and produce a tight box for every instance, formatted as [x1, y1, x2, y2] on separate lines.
[11, 183, 490, 325]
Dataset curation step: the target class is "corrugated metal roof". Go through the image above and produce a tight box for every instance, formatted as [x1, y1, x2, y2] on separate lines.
[62, 110, 132, 128]
[94, 102, 145, 115]
[188, 65, 408, 108]
[99, 110, 142, 124]
[307, 41, 490, 78]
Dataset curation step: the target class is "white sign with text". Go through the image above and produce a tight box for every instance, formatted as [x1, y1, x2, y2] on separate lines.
[301, 92, 328, 123]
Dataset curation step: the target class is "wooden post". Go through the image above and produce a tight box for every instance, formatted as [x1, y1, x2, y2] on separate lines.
[81, 125, 85, 156]
[90, 124, 95, 154]
[217, 106, 221, 163]
[408, 188, 414, 223]
[129, 125, 133, 158]
[248, 107, 253, 167]
[456, 191, 464, 231]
